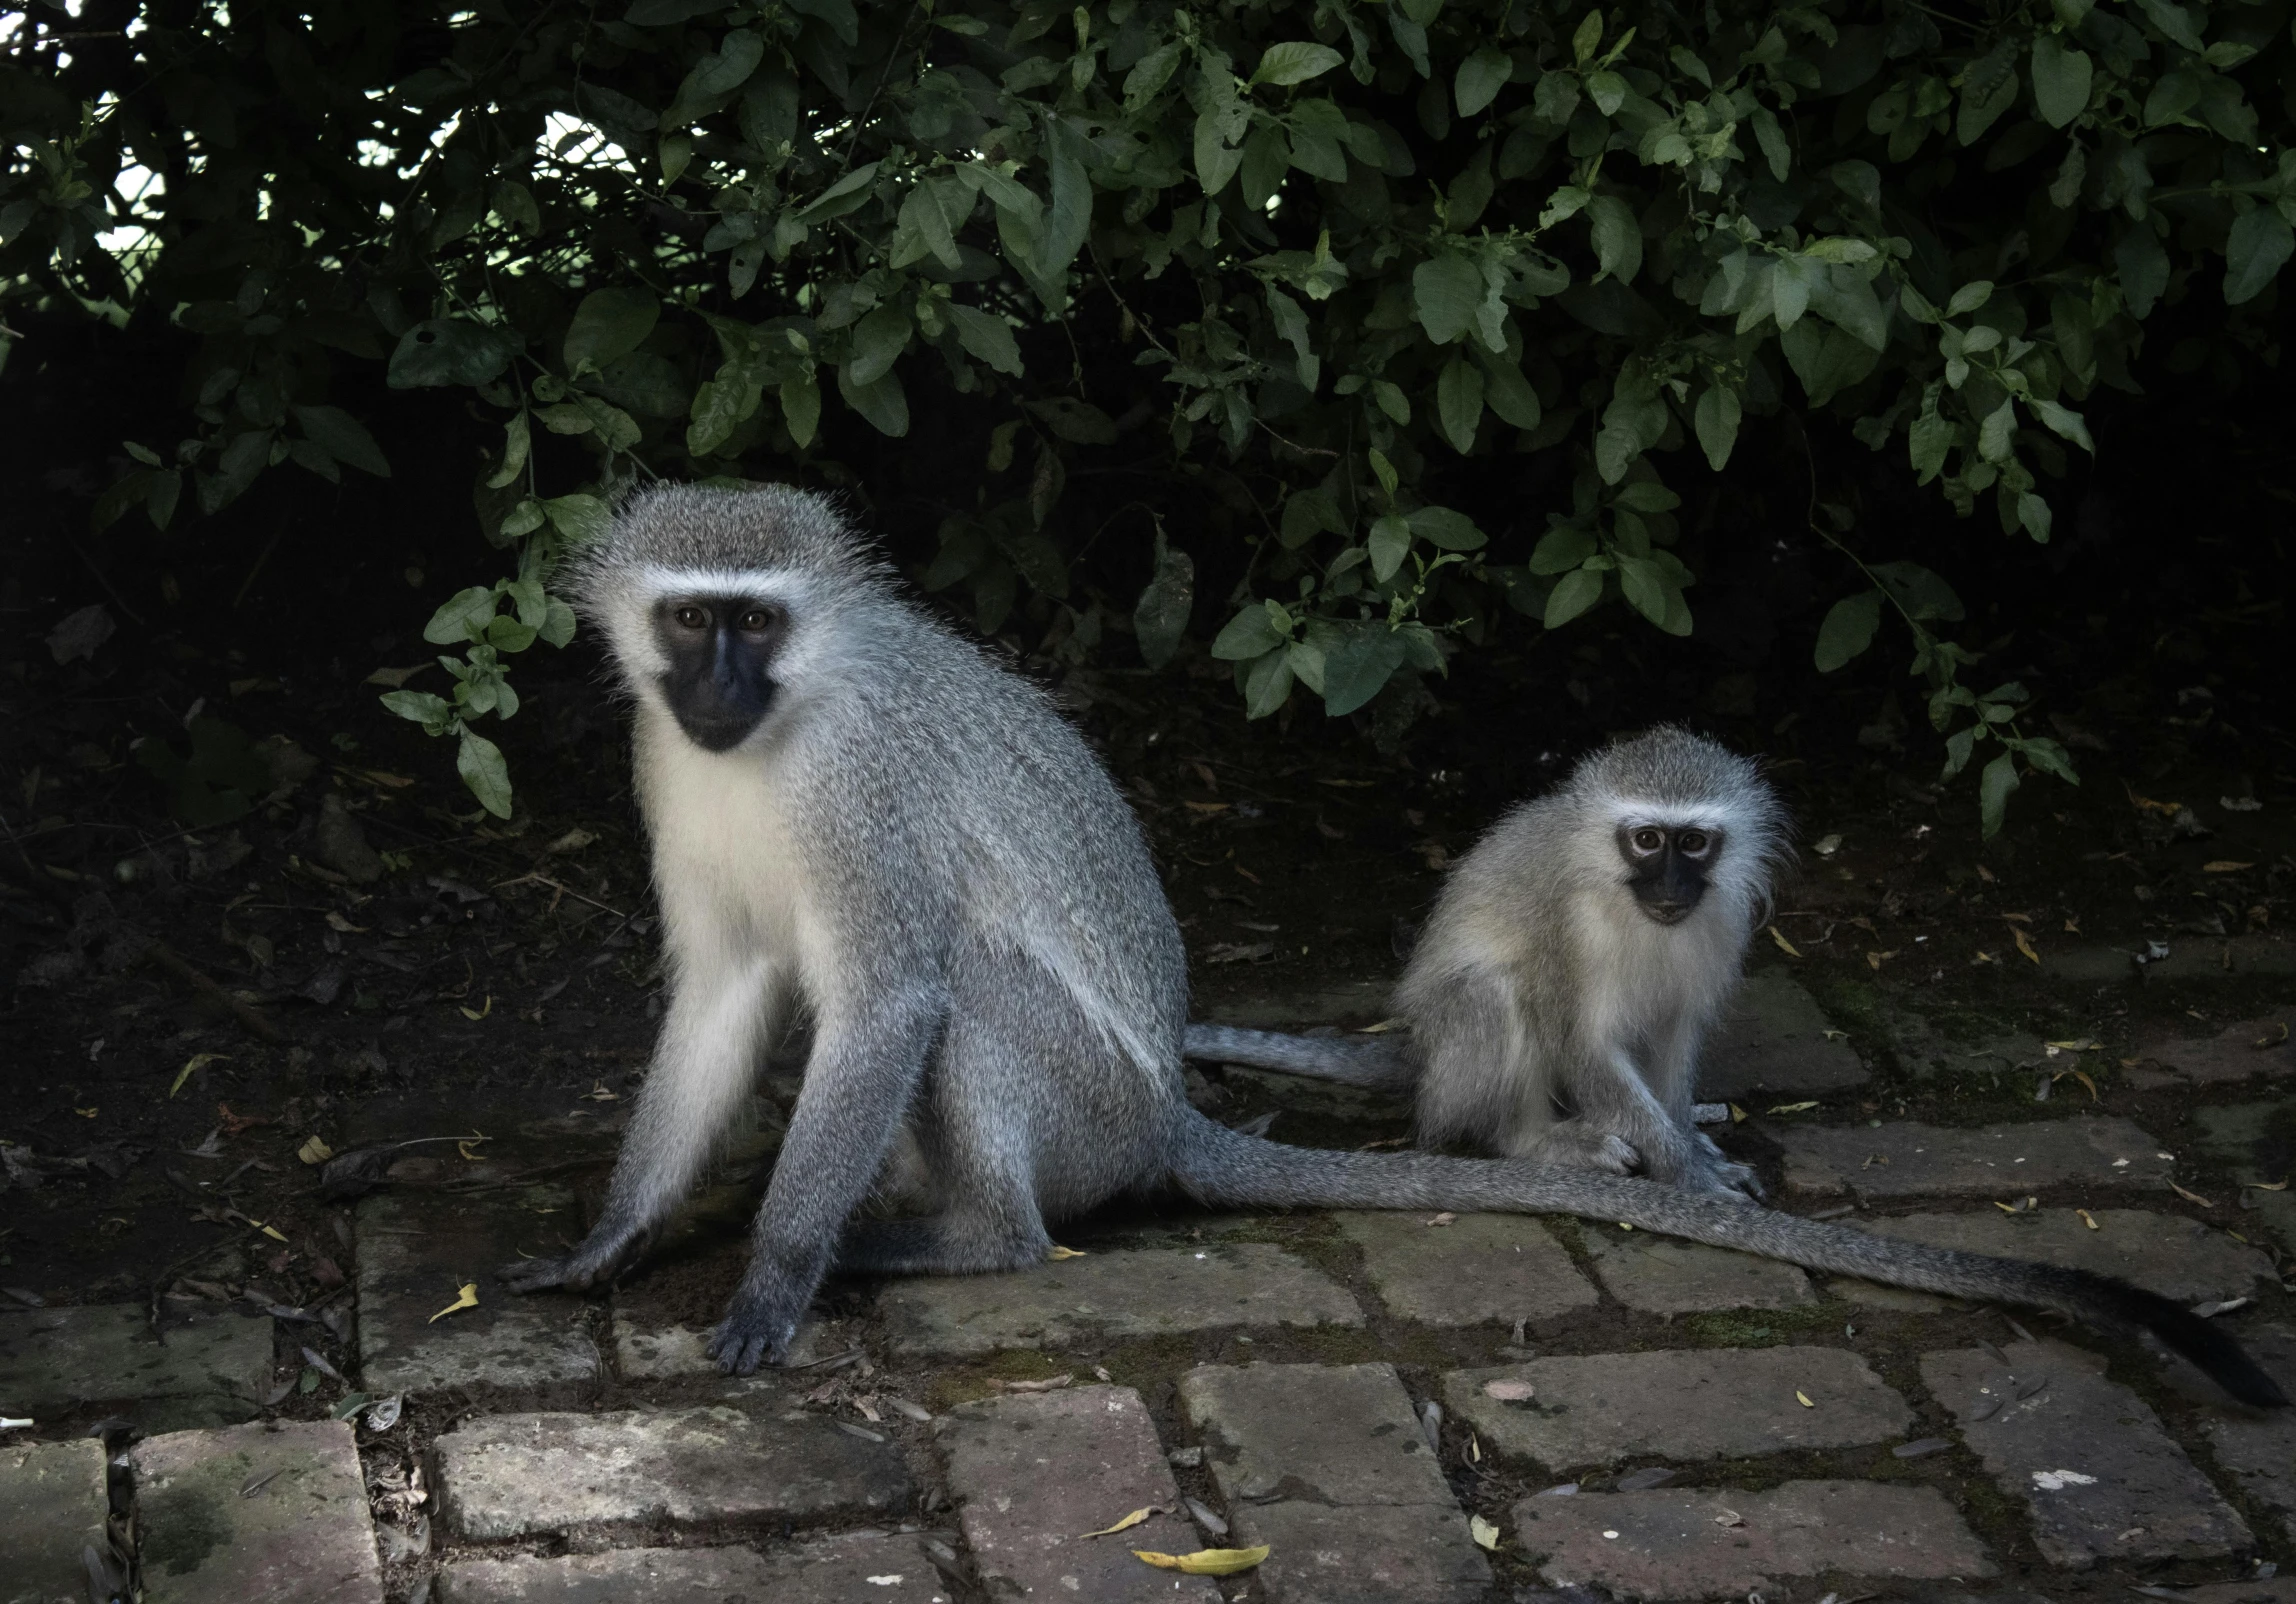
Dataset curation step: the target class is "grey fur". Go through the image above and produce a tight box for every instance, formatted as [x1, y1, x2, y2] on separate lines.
[1187, 728, 1787, 1198]
[501, 483, 2283, 1408]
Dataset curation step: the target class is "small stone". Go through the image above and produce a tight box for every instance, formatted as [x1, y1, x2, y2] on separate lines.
[1180, 1362, 1488, 1603]
[437, 1532, 951, 1602]
[1858, 1209, 2273, 1304]
[0, 1304, 271, 1428]
[312, 793, 385, 884]
[1580, 1230, 1813, 1315]
[938, 1384, 1215, 1603]
[356, 1185, 597, 1395]
[1696, 974, 1871, 1099]
[1919, 1340, 2250, 1566]
[879, 1244, 1360, 1359]
[1445, 1348, 1912, 1469]
[1334, 1212, 1596, 1327]
[432, 1405, 910, 1539]
[0, 1438, 110, 1604]
[130, 1420, 383, 1603]
[1515, 1479, 1994, 1596]
[1778, 1117, 2171, 1199]
[2137, 1009, 2295, 1084]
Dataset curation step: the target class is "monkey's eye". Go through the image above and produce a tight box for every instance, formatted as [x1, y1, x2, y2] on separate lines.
[736, 606, 778, 634]
[1630, 828, 1665, 854]
[672, 605, 709, 630]
[1678, 830, 1711, 856]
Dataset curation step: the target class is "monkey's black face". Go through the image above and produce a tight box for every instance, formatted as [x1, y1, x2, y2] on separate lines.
[1617, 823, 1722, 926]
[652, 594, 787, 752]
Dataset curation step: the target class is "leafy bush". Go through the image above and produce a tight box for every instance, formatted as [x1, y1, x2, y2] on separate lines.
[7, 0, 2291, 831]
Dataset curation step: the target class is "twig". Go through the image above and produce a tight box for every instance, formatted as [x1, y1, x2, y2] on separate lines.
[490, 871, 629, 921]
[143, 940, 286, 1044]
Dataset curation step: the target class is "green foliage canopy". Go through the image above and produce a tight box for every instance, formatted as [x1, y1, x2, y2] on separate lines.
[6, 0, 2292, 830]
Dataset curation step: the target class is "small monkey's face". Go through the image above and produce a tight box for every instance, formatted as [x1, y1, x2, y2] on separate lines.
[651, 593, 787, 752]
[1616, 822, 1722, 926]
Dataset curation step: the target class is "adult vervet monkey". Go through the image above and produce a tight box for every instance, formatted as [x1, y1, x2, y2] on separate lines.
[498, 484, 2283, 1407]
[1187, 729, 1782, 1200]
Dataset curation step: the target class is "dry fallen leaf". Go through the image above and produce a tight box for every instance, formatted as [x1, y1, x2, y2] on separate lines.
[1767, 1101, 1818, 1115]
[297, 1136, 335, 1166]
[170, 1053, 230, 1098]
[1470, 1514, 1501, 1551]
[2249, 1179, 2290, 1193]
[2011, 928, 2039, 964]
[580, 1082, 618, 1102]
[1713, 1509, 1744, 1528]
[363, 665, 431, 688]
[1795, 1390, 1814, 1408]
[545, 827, 598, 855]
[1081, 1507, 1158, 1538]
[1768, 925, 1802, 958]
[2126, 787, 2182, 816]
[2076, 1209, 2099, 1230]
[2203, 861, 2257, 874]
[252, 1221, 289, 1243]
[1865, 949, 1897, 971]
[457, 1136, 490, 1161]
[1728, 1103, 1748, 1124]
[991, 1375, 1073, 1393]
[2171, 1181, 2219, 1208]
[429, 1282, 479, 1323]
[1427, 1212, 1457, 1227]
[459, 995, 493, 1022]
[1133, 1546, 1270, 1576]
[1046, 1245, 1087, 1261]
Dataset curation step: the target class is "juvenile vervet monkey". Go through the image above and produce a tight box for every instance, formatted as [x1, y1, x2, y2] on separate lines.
[499, 484, 2283, 1406]
[1186, 729, 1781, 1200]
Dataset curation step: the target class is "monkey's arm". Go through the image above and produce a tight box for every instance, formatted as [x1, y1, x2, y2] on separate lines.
[1181, 1023, 1416, 1089]
[499, 954, 786, 1293]
[709, 980, 945, 1373]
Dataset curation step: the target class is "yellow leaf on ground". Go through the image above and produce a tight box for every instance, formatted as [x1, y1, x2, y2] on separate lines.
[1728, 1103, 1748, 1123]
[2171, 1181, 2218, 1208]
[251, 1221, 288, 1242]
[170, 1053, 230, 1097]
[458, 1134, 491, 1161]
[460, 994, 493, 1021]
[1133, 1546, 1270, 1576]
[1046, 1245, 1087, 1261]
[1767, 1101, 1818, 1115]
[324, 911, 367, 933]
[2076, 1209, 2099, 1230]
[1795, 1390, 1814, 1408]
[2203, 861, 2256, 874]
[2249, 1179, 2290, 1192]
[2012, 928, 2039, 964]
[1768, 926, 1801, 958]
[1081, 1507, 1156, 1538]
[298, 1136, 335, 1165]
[429, 1283, 479, 1323]
[1470, 1514, 1501, 1550]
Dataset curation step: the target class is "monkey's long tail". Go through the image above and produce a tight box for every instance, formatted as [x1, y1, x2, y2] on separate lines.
[1166, 1111, 2288, 1409]
[1182, 1023, 1417, 1090]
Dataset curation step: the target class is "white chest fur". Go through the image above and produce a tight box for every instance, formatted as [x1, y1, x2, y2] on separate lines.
[637, 714, 814, 978]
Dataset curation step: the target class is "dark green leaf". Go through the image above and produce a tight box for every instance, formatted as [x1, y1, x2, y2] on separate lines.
[1814, 589, 1883, 671]
[1134, 534, 1194, 669]
[1412, 254, 1485, 344]
[1435, 356, 1483, 452]
[2029, 36, 2092, 128]
[2225, 206, 2295, 306]
[458, 729, 514, 820]
[1212, 604, 1285, 660]
[292, 406, 389, 477]
[1322, 628, 1409, 716]
[388, 320, 510, 389]
[1407, 505, 1486, 551]
[1253, 42, 1344, 87]
[1977, 750, 2019, 839]
[1455, 48, 1512, 117]
[563, 289, 659, 375]
[1544, 567, 1605, 628]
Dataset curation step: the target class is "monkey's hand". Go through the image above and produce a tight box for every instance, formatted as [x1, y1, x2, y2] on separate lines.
[707, 1255, 819, 1374]
[495, 1221, 655, 1294]
[1515, 1121, 1641, 1176]
[1671, 1133, 1765, 1203]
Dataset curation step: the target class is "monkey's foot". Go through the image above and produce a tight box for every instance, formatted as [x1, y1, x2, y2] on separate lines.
[708, 1267, 812, 1375]
[1515, 1122, 1640, 1175]
[1642, 1136, 1765, 1202]
[494, 1223, 654, 1294]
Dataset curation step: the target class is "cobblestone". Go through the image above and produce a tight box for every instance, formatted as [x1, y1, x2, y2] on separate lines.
[436, 1532, 953, 1602]
[1580, 1228, 1814, 1314]
[878, 1244, 1361, 1358]
[1696, 974, 1870, 1099]
[129, 1420, 382, 1604]
[0, 1438, 110, 1604]
[1920, 1339, 2249, 1566]
[1513, 1479, 1994, 1599]
[356, 1185, 597, 1395]
[431, 1404, 910, 1539]
[1180, 1362, 1488, 1603]
[2200, 1328, 2296, 1542]
[937, 1383, 1216, 1603]
[1859, 1208, 2273, 1303]
[2138, 1008, 2296, 1084]
[0, 1305, 271, 1428]
[1444, 1347, 1912, 1469]
[1335, 1212, 1595, 1327]
[1778, 1117, 2172, 1198]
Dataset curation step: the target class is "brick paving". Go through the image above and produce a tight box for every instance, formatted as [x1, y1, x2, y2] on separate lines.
[23, 974, 2296, 1602]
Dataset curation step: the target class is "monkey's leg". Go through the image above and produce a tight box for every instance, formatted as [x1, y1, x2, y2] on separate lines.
[1414, 978, 1639, 1175]
[1563, 1043, 1758, 1201]
[709, 985, 945, 1374]
[498, 957, 783, 1294]
[1643, 1009, 1763, 1199]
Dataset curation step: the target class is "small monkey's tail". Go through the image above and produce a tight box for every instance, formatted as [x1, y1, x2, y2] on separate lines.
[1166, 1111, 2288, 1409]
[1182, 1023, 1417, 1091]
